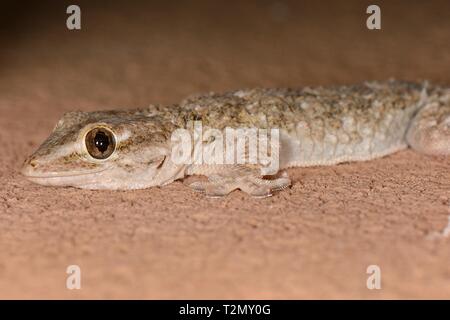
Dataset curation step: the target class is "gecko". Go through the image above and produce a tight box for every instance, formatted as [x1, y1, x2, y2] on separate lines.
[21, 80, 450, 197]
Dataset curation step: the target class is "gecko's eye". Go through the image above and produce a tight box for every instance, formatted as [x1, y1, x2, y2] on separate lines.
[85, 127, 116, 160]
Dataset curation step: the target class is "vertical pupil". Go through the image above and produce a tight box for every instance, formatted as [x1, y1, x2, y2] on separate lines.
[94, 131, 110, 153]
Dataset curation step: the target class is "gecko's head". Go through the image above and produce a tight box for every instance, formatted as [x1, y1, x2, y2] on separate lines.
[21, 110, 180, 189]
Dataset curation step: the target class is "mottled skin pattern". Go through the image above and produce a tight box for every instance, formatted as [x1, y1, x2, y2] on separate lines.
[22, 80, 450, 197]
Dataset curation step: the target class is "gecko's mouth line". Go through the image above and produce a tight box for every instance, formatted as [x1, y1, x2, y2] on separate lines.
[21, 167, 110, 179]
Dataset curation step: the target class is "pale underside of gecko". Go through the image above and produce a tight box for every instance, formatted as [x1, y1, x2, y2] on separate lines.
[22, 80, 450, 197]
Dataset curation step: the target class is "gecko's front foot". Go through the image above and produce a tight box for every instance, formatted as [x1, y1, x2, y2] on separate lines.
[188, 166, 291, 198]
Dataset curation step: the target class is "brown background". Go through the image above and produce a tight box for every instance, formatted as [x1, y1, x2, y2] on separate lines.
[0, 0, 449, 299]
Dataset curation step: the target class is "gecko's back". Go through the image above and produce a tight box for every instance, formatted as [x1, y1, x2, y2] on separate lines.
[179, 80, 432, 168]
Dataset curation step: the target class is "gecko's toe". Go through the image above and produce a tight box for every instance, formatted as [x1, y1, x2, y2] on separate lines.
[188, 181, 207, 193]
[238, 176, 291, 198]
[189, 181, 236, 197]
[249, 189, 273, 198]
[248, 176, 291, 192]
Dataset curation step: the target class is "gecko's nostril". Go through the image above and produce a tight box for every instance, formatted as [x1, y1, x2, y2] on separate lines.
[29, 160, 38, 168]
[21, 158, 40, 177]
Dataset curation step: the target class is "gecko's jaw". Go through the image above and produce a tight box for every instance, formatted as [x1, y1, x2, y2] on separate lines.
[21, 167, 110, 188]
[20, 159, 109, 181]
[21, 168, 108, 179]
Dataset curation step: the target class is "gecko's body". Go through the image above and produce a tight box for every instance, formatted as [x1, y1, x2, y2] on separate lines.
[22, 80, 450, 197]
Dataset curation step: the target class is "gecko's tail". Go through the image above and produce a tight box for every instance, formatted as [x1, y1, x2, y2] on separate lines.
[406, 87, 450, 156]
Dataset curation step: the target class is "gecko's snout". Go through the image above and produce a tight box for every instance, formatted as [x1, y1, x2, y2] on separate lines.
[21, 157, 40, 177]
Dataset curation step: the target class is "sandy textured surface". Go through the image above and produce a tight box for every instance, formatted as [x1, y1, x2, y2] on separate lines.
[0, 0, 449, 299]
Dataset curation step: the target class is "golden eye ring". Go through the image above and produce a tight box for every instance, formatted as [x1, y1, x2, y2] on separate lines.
[85, 127, 116, 160]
